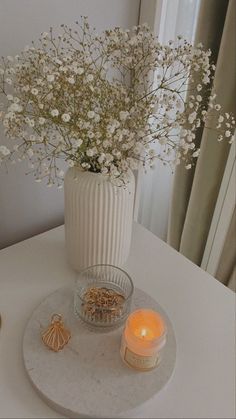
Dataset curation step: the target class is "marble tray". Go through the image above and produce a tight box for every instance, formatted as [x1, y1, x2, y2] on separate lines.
[23, 287, 176, 418]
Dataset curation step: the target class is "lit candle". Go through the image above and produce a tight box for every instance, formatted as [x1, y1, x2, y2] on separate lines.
[120, 309, 167, 371]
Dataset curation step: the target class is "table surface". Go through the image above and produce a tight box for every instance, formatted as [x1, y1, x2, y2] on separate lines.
[0, 223, 235, 419]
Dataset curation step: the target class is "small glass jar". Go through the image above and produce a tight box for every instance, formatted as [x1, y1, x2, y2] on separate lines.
[74, 264, 134, 329]
[120, 309, 167, 371]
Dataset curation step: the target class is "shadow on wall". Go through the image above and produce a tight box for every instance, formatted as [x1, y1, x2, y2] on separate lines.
[0, 158, 65, 250]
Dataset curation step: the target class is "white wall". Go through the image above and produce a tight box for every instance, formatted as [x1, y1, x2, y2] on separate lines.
[0, 0, 140, 249]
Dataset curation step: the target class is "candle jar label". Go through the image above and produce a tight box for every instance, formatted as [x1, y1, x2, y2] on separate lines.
[124, 347, 159, 371]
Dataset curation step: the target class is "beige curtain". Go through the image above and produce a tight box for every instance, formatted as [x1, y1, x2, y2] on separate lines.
[216, 208, 236, 288]
[167, 0, 236, 287]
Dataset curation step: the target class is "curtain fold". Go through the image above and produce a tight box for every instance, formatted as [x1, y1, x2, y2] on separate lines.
[215, 208, 236, 290]
[168, 0, 236, 268]
[227, 266, 236, 292]
[167, 0, 229, 251]
[138, 0, 200, 241]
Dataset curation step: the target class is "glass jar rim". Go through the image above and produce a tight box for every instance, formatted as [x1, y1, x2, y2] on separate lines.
[75, 263, 134, 303]
[124, 308, 167, 345]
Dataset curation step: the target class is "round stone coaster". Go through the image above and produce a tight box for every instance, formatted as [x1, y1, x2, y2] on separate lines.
[23, 287, 176, 418]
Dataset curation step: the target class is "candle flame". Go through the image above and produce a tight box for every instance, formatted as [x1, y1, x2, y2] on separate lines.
[141, 328, 147, 338]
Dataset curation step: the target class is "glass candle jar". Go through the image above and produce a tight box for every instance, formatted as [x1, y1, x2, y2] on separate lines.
[74, 264, 134, 329]
[120, 309, 167, 371]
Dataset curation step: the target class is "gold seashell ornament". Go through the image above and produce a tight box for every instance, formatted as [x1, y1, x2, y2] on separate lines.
[42, 313, 71, 352]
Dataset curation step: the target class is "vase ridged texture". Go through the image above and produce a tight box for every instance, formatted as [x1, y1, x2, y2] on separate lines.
[64, 168, 135, 271]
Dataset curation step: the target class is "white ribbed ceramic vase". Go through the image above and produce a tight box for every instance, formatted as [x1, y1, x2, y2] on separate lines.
[64, 167, 135, 271]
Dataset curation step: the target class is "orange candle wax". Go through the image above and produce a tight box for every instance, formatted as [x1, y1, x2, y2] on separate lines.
[120, 309, 167, 371]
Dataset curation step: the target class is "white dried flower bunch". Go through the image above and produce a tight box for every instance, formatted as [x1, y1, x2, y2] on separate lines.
[0, 17, 235, 186]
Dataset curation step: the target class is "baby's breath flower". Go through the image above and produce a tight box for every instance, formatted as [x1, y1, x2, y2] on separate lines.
[77, 67, 84, 75]
[9, 103, 22, 112]
[51, 109, 59, 117]
[25, 117, 34, 127]
[86, 147, 97, 157]
[192, 149, 200, 158]
[119, 111, 129, 120]
[86, 74, 94, 82]
[101, 167, 108, 174]
[87, 111, 95, 119]
[88, 131, 94, 138]
[103, 140, 111, 148]
[61, 113, 71, 122]
[31, 88, 39, 95]
[0, 17, 234, 185]
[82, 162, 91, 169]
[73, 139, 83, 148]
[39, 117, 46, 125]
[188, 112, 197, 123]
[0, 145, 10, 156]
[67, 77, 75, 84]
[47, 75, 55, 82]
[98, 153, 106, 164]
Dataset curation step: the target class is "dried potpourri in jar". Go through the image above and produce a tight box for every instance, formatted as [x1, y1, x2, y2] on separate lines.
[81, 287, 125, 322]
